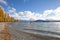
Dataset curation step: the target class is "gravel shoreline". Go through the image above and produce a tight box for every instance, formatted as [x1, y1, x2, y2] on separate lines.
[0, 23, 10, 40]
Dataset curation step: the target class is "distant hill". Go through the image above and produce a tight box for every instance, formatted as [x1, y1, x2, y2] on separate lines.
[34, 20, 60, 22]
[19, 20, 60, 22]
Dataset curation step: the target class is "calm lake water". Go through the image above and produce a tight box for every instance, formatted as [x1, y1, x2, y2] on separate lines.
[9, 22, 60, 38]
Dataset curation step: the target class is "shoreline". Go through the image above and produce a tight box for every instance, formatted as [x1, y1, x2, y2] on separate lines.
[0, 22, 10, 40]
[16, 30, 60, 40]
[0, 23, 60, 40]
[7, 24, 60, 40]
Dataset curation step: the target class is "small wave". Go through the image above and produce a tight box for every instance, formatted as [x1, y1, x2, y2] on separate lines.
[23, 29, 60, 35]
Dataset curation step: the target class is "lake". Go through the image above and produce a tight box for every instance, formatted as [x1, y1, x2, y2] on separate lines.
[8, 22, 60, 38]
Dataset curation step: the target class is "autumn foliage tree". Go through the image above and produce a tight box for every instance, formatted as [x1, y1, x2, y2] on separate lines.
[0, 7, 19, 22]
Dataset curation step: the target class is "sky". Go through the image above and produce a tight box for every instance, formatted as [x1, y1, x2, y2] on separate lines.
[0, 0, 60, 20]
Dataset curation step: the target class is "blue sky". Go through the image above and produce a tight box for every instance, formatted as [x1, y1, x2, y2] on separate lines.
[2, 0, 60, 12]
[0, 0, 60, 20]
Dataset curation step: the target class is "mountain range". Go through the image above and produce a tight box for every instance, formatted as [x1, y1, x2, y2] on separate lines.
[34, 20, 60, 22]
[20, 20, 60, 22]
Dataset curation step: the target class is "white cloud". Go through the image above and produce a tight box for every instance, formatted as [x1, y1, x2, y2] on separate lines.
[8, 8, 16, 13]
[8, 7, 60, 20]
[43, 10, 53, 17]
[0, 0, 7, 5]
[46, 7, 60, 20]
[54, 7, 60, 16]
[8, 9, 44, 20]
